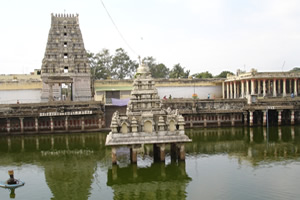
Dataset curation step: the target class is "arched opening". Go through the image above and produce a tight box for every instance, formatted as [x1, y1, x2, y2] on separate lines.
[121, 123, 128, 134]
[144, 121, 152, 133]
[169, 120, 176, 131]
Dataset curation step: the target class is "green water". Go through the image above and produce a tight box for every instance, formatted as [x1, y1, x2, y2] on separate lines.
[0, 126, 299, 200]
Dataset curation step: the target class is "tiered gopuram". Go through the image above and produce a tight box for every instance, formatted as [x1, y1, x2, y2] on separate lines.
[41, 13, 92, 102]
[105, 62, 191, 164]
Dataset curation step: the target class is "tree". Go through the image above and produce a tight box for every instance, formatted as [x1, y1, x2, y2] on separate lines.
[193, 71, 213, 78]
[143, 56, 169, 78]
[111, 48, 138, 79]
[215, 71, 234, 78]
[290, 67, 300, 72]
[169, 63, 190, 78]
[88, 49, 112, 80]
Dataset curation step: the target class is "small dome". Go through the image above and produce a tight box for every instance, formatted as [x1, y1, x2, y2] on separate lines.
[136, 62, 150, 76]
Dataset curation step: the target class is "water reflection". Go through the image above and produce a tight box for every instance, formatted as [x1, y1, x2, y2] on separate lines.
[107, 162, 191, 200]
[0, 126, 299, 200]
[186, 126, 300, 166]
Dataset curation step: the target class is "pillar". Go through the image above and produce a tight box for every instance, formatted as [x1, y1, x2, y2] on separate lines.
[81, 117, 85, 131]
[179, 144, 185, 161]
[246, 80, 249, 96]
[251, 79, 255, 95]
[222, 81, 225, 99]
[263, 79, 266, 97]
[294, 79, 298, 96]
[49, 83, 54, 102]
[20, 117, 24, 133]
[67, 83, 72, 101]
[237, 82, 240, 98]
[283, 79, 286, 97]
[249, 111, 253, 126]
[273, 79, 277, 97]
[226, 82, 229, 99]
[258, 80, 261, 96]
[50, 117, 54, 132]
[291, 110, 295, 125]
[241, 80, 245, 98]
[65, 116, 68, 131]
[278, 110, 282, 125]
[263, 110, 267, 126]
[130, 146, 138, 164]
[6, 119, 10, 133]
[35, 117, 38, 132]
[203, 115, 207, 127]
[289, 79, 292, 94]
[268, 80, 271, 95]
[159, 144, 166, 162]
[111, 147, 117, 165]
[234, 81, 237, 99]
[278, 79, 281, 95]
[230, 82, 233, 99]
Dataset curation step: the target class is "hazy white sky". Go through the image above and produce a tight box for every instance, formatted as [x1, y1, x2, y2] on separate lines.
[1, 0, 300, 75]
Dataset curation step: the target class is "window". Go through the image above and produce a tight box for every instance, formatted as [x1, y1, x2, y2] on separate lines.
[64, 42, 67, 47]
[64, 66, 69, 73]
[64, 32, 67, 36]
[64, 53, 68, 58]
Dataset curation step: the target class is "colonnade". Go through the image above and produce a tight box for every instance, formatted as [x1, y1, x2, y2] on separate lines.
[223, 78, 299, 99]
[111, 143, 186, 165]
[1, 115, 103, 133]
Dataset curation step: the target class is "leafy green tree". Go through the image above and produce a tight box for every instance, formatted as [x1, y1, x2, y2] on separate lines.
[169, 63, 190, 78]
[215, 71, 234, 78]
[143, 56, 169, 78]
[290, 67, 300, 72]
[88, 49, 112, 80]
[193, 71, 213, 78]
[111, 48, 138, 79]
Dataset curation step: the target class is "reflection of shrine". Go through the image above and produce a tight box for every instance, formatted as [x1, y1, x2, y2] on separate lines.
[0, 133, 108, 200]
[107, 162, 191, 199]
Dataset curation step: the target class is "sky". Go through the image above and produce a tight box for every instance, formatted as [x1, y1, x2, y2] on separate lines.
[1, 0, 300, 76]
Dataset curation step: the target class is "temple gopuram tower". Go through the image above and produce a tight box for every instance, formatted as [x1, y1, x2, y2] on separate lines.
[41, 13, 91, 102]
[106, 62, 191, 164]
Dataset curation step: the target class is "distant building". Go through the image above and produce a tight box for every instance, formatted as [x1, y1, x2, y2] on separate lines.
[40, 13, 92, 102]
[223, 69, 300, 99]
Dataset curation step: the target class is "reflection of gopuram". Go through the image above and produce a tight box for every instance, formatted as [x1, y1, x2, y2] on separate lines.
[107, 162, 191, 199]
[105, 62, 192, 164]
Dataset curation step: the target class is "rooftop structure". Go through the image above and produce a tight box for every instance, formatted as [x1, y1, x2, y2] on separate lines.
[223, 69, 300, 99]
[41, 13, 91, 102]
[105, 62, 191, 164]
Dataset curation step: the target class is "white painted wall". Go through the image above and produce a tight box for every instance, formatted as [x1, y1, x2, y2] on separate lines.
[0, 90, 41, 104]
[157, 86, 222, 99]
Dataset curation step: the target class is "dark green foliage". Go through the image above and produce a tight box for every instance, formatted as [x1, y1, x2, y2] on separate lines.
[290, 67, 300, 72]
[192, 71, 213, 78]
[143, 57, 169, 78]
[169, 63, 190, 78]
[215, 71, 234, 78]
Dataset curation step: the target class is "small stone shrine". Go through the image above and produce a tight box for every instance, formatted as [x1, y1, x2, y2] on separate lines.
[105, 62, 191, 164]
